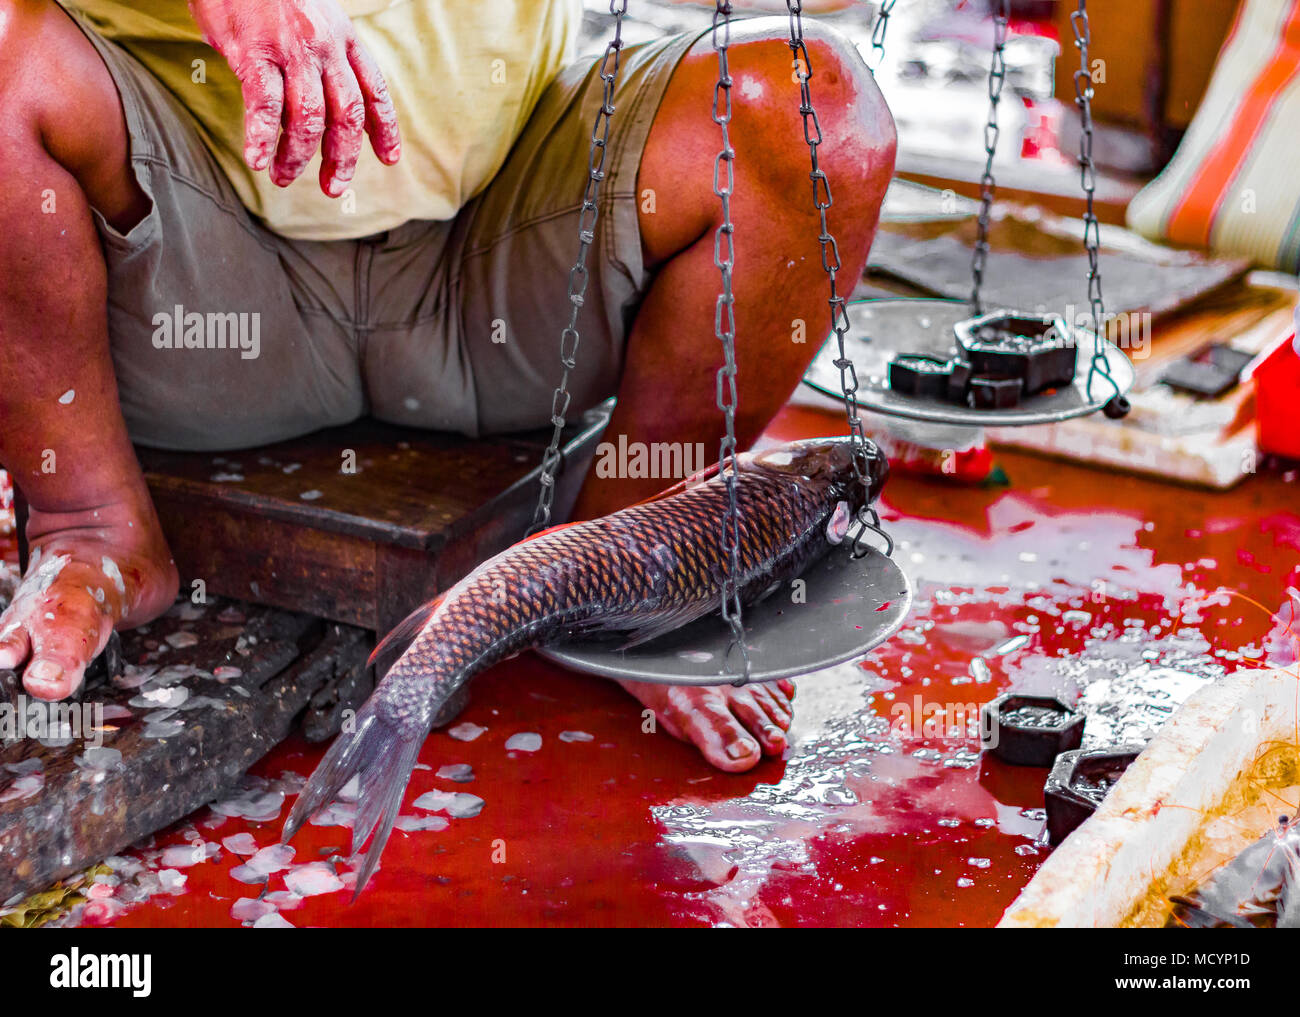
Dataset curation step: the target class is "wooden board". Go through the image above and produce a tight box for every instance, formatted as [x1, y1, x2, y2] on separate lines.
[0, 596, 372, 902]
[987, 277, 1299, 489]
[1049, 0, 1240, 133]
[136, 404, 611, 635]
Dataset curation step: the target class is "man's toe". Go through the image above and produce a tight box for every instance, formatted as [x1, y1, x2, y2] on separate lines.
[726, 689, 788, 755]
[674, 691, 761, 772]
[752, 683, 793, 728]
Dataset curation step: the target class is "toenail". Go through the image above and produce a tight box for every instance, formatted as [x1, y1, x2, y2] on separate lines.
[764, 725, 783, 740]
[725, 737, 755, 760]
[27, 660, 63, 684]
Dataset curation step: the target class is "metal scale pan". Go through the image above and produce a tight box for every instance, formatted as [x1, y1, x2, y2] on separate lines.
[805, 298, 1136, 427]
[539, 542, 912, 686]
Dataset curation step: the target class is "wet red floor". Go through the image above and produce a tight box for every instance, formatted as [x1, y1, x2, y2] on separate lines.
[12, 405, 1300, 927]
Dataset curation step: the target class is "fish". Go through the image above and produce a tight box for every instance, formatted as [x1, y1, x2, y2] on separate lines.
[281, 435, 889, 895]
[1167, 815, 1300, 928]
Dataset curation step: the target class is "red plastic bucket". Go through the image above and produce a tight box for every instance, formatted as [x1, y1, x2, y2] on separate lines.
[1253, 331, 1300, 460]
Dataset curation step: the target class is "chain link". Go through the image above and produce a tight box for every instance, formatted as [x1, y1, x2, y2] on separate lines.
[970, 0, 1010, 315]
[786, 0, 873, 522]
[528, 0, 628, 536]
[710, 0, 751, 680]
[866, 0, 897, 71]
[1071, 0, 1122, 404]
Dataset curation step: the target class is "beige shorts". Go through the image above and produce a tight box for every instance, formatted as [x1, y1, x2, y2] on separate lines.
[70, 9, 701, 450]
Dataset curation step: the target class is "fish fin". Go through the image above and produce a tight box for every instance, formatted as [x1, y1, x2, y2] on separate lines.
[518, 520, 586, 543]
[745, 579, 783, 606]
[614, 600, 717, 651]
[624, 459, 726, 510]
[366, 596, 444, 671]
[282, 701, 429, 900]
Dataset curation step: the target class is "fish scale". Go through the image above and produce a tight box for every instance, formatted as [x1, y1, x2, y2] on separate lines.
[283, 436, 888, 896]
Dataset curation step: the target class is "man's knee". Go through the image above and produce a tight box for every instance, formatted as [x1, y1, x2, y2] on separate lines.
[683, 16, 895, 221]
[0, 0, 116, 123]
[631, 16, 897, 260]
[747, 18, 895, 203]
[0, 0, 60, 76]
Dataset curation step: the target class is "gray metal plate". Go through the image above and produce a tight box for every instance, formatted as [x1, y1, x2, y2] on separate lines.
[804, 298, 1136, 427]
[538, 546, 911, 686]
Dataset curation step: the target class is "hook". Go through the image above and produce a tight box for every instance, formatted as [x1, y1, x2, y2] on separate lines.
[721, 631, 752, 685]
[850, 506, 894, 559]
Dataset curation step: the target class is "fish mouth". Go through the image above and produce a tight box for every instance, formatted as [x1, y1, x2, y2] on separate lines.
[750, 436, 886, 511]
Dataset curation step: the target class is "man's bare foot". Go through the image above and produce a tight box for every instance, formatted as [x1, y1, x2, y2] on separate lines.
[0, 501, 178, 701]
[620, 678, 796, 771]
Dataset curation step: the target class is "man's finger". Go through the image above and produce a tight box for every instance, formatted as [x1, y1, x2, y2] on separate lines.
[0, 616, 31, 670]
[272, 59, 328, 187]
[21, 599, 111, 702]
[347, 38, 401, 164]
[320, 60, 367, 198]
[237, 58, 286, 172]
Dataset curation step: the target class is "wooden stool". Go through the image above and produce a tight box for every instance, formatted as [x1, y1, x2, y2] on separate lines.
[13, 403, 609, 636]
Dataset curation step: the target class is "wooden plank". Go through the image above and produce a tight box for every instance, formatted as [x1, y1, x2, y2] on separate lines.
[150, 500, 381, 629]
[0, 597, 373, 902]
[894, 157, 1142, 227]
[137, 404, 612, 632]
[139, 417, 582, 551]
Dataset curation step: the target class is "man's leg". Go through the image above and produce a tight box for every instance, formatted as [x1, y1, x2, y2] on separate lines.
[578, 19, 896, 770]
[0, 0, 178, 699]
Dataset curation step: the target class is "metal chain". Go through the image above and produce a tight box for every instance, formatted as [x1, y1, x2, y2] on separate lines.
[1071, 0, 1122, 404]
[786, 1, 873, 530]
[866, 0, 897, 71]
[970, 0, 1010, 315]
[711, 0, 751, 680]
[528, 0, 628, 536]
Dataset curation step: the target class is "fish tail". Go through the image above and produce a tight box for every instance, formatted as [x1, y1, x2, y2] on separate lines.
[282, 696, 431, 900]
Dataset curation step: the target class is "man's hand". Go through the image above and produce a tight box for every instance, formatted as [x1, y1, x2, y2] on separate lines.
[188, 0, 401, 197]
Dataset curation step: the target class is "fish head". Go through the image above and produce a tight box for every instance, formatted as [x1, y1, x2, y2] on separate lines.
[750, 436, 888, 516]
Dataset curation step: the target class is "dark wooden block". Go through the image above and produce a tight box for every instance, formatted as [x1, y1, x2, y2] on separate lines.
[0, 596, 372, 902]
[137, 404, 611, 635]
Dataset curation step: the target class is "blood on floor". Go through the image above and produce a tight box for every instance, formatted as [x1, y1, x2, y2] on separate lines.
[8, 407, 1300, 928]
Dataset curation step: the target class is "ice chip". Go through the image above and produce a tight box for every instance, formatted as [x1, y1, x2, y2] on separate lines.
[247, 843, 295, 875]
[222, 832, 259, 857]
[253, 911, 296, 928]
[157, 869, 188, 894]
[394, 814, 450, 832]
[447, 722, 487, 742]
[231, 897, 276, 922]
[284, 861, 345, 897]
[413, 790, 484, 818]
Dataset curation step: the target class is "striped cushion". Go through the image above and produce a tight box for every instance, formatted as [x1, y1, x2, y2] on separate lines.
[1127, 0, 1300, 272]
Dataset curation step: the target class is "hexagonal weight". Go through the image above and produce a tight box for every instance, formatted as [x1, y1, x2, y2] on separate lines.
[980, 692, 1085, 767]
[954, 310, 1077, 396]
[888, 355, 953, 398]
[1043, 744, 1146, 844]
[968, 375, 1022, 409]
